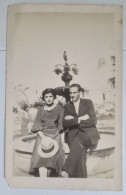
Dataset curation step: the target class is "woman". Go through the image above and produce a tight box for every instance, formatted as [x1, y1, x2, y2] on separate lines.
[29, 88, 65, 177]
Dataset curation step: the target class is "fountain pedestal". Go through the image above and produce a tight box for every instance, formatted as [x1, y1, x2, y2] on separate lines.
[13, 131, 115, 178]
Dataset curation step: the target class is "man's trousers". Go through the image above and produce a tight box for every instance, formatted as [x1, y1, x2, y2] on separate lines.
[64, 130, 93, 178]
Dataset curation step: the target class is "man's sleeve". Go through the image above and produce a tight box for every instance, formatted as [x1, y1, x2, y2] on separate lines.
[63, 105, 78, 129]
[79, 100, 97, 128]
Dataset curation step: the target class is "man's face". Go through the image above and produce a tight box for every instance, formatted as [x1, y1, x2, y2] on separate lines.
[69, 87, 80, 102]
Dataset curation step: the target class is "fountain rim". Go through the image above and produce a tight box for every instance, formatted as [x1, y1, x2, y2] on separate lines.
[13, 130, 115, 155]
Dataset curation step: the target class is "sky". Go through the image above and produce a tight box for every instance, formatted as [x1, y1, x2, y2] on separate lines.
[9, 12, 115, 103]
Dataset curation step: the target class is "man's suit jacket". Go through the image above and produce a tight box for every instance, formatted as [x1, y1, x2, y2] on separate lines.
[63, 98, 99, 146]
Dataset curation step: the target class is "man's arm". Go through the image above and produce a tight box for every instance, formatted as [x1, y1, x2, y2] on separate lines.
[79, 100, 97, 128]
[63, 105, 78, 129]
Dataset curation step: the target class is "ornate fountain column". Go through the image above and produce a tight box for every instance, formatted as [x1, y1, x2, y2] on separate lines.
[54, 51, 78, 87]
[61, 64, 72, 87]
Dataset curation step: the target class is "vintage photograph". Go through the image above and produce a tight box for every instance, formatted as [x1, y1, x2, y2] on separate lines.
[5, 4, 122, 190]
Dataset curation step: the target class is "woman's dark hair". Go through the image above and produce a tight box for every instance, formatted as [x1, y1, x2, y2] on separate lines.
[42, 88, 56, 101]
[69, 84, 84, 93]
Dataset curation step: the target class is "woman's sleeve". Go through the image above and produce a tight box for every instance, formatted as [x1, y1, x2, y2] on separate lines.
[31, 107, 43, 133]
[57, 105, 64, 131]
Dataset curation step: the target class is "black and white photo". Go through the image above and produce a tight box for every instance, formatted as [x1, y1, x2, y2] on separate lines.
[5, 4, 122, 190]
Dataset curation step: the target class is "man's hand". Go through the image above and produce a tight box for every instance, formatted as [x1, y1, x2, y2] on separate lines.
[65, 115, 75, 120]
[78, 114, 89, 123]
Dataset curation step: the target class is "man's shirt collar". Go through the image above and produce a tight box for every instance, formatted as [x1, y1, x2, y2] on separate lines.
[73, 98, 80, 115]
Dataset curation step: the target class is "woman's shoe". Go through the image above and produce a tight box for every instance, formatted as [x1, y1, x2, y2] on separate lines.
[61, 171, 69, 178]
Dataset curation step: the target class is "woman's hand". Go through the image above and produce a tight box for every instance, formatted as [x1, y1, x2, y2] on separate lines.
[43, 132, 59, 139]
[51, 132, 59, 139]
[65, 115, 75, 120]
[38, 131, 44, 138]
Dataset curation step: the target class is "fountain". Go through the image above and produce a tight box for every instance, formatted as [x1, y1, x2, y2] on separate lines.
[13, 52, 115, 178]
[13, 129, 115, 178]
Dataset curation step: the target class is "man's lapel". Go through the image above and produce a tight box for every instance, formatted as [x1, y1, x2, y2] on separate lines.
[69, 101, 78, 117]
[78, 98, 86, 116]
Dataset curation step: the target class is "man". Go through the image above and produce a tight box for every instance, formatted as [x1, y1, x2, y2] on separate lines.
[62, 84, 99, 178]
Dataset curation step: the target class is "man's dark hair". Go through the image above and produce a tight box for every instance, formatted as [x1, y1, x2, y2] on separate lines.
[69, 84, 82, 92]
[42, 88, 56, 101]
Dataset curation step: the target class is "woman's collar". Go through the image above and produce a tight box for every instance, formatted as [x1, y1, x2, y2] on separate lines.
[43, 99, 58, 111]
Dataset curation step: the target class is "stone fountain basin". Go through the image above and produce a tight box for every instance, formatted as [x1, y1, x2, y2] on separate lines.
[13, 130, 115, 178]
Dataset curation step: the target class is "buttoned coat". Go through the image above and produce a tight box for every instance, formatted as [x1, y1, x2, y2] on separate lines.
[63, 98, 99, 147]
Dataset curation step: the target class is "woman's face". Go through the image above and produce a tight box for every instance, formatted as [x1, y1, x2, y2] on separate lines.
[44, 93, 54, 105]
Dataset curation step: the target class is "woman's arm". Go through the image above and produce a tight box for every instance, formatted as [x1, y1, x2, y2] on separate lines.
[57, 105, 64, 132]
[31, 107, 43, 133]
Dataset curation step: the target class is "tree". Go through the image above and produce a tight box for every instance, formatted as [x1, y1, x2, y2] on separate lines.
[98, 56, 115, 88]
[107, 56, 115, 88]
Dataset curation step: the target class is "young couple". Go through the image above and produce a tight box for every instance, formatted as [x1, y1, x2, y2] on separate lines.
[29, 84, 99, 178]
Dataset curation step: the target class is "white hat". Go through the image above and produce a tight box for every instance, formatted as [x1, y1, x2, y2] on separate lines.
[37, 136, 59, 158]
